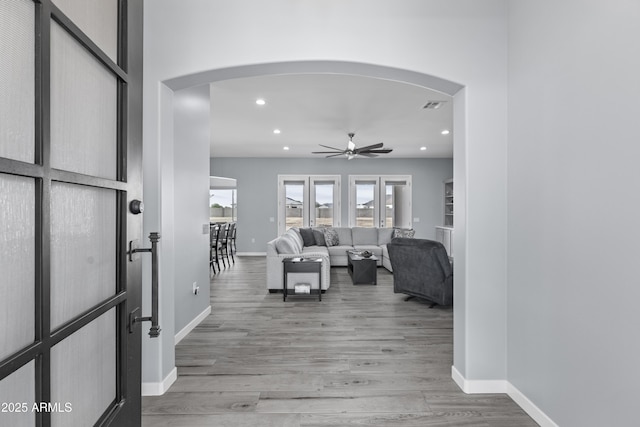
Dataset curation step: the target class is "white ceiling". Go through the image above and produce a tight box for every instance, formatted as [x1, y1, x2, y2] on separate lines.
[199, 73, 453, 159]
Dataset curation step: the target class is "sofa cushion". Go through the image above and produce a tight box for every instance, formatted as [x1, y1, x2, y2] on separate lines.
[352, 227, 378, 245]
[378, 227, 394, 245]
[393, 227, 415, 238]
[334, 227, 353, 245]
[275, 234, 299, 254]
[327, 245, 354, 258]
[324, 227, 340, 247]
[302, 245, 329, 256]
[312, 228, 326, 246]
[299, 228, 316, 246]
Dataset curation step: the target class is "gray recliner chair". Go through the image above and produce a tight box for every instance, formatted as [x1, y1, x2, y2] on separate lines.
[387, 238, 453, 307]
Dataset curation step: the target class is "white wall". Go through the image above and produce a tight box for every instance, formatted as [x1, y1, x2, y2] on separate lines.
[507, 1, 640, 425]
[143, 0, 508, 396]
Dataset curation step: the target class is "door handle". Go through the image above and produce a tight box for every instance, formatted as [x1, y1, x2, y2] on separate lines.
[129, 232, 161, 337]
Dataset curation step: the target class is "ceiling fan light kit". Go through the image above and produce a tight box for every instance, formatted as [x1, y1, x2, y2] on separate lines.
[312, 132, 393, 160]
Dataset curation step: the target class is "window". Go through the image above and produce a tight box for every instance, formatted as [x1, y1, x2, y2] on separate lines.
[278, 175, 341, 234]
[284, 180, 305, 229]
[210, 188, 236, 223]
[349, 175, 412, 228]
[355, 180, 377, 227]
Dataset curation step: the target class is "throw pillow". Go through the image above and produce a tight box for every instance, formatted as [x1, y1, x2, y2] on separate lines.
[312, 228, 327, 246]
[323, 227, 340, 247]
[275, 235, 298, 254]
[377, 227, 394, 245]
[299, 228, 316, 246]
[393, 228, 415, 238]
[286, 228, 304, 253]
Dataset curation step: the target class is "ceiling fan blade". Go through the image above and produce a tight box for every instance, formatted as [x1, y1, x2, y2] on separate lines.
[325, 153, 345, 158]
[364, 149, 393, 154]
[354, 142, 383, 153]
[312, 151, 343, 154]
[319, 144, 345, 151]
[358, 152, 379, 158]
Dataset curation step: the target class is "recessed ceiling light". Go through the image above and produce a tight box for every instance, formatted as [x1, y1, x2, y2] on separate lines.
[441, 129, 450, 135]
[420, 146, 427, 151]
[283, 146, 290, 151]
[256, 98, 266, 106]
[273, 129, 281, 134]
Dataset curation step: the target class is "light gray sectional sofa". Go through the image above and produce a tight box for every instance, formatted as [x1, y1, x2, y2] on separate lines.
[266, 227, 399, 292]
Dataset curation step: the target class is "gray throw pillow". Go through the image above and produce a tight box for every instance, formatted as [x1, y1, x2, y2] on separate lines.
[393, 228, 415, 238]
[323, 227, 340, 247]
[312, 228, 326, 246]
[299, 228, 316, 246]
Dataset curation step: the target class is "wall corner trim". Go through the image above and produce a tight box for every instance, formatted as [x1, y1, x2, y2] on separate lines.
[175, 305, 211, 345]
[451, 365, 507, 393]
[141, 366, 177, 396]
[451, 366, 558, 427]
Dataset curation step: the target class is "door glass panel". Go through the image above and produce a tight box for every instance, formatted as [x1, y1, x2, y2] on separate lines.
[50, 309, 116, 427]
[0, 174, 35, 360]
[314, 183, 334, 227]
[0, 0, 35, 163]
[52, 0, 118, 62]
[355, 182, 375, 227]
[384, 185, 394, 228]
[0, 361, 35, 427]
[284, 182, 304, 230]
[383, 179, 411, 228]
[50, 21, 117, 180]
[50, 182, 116, 329]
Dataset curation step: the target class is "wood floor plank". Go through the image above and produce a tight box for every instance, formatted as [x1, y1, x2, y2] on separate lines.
[142, 413, 300, 427]
[142, 256, 536, 426]
[142, 391, 259, 414]
[254, 390, 431, 414]
[169, 373, 324, 393]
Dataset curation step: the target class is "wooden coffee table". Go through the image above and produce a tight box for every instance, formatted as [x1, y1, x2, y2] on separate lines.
[346, 251, 378, 285]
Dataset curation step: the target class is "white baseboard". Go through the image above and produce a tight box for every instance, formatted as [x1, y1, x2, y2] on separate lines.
[175, 305, 211, 345]
[451, 366, 558, 427]
[451, 365, 507, 393]
[507, 382, 559, 427]
[237, 252, 266, 256]
[141, 366, 177, 396]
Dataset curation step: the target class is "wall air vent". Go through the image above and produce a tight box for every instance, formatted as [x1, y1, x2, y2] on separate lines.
[423, 101, 446, 110]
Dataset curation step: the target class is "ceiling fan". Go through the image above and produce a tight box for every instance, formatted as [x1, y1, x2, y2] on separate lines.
[312, 133, 393, 160]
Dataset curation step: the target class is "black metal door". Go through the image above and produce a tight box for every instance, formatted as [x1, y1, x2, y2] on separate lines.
[0, 1, 144, 426]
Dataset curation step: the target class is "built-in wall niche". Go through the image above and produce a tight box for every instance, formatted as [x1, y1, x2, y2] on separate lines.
[210, 176, 237, 223]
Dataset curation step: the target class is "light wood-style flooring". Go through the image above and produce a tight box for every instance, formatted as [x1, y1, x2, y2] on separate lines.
[142, 256, 537, 426]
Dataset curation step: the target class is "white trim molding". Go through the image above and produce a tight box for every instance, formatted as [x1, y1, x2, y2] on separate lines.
[451, 366, 558, 427]
[141, 366, 177, 396]
[451, 365, 507, 393]
[174, 305, 211, 345]
[507, 383, 559, 427]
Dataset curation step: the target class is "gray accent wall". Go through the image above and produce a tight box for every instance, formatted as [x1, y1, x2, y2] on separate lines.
[210, 157, 453, 253]
[507, 1, 640, 426]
